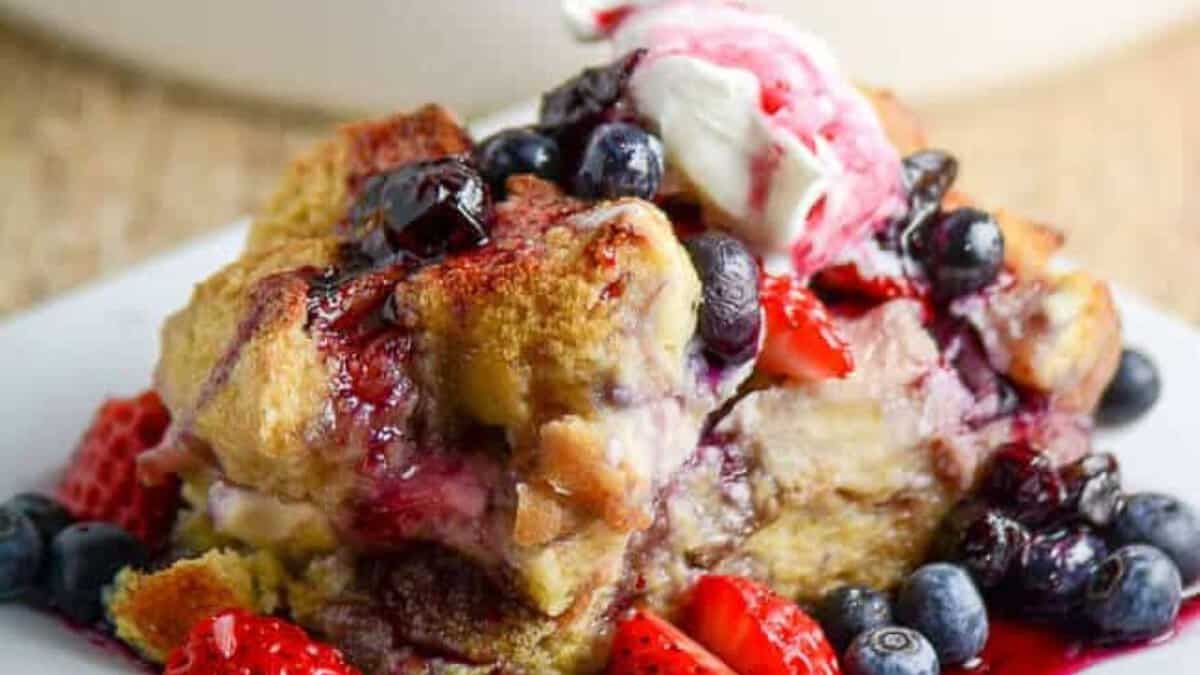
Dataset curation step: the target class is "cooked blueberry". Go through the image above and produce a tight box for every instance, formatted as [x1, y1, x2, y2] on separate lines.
[539, 50, 644, 147]
[5, 493, 73, 543]
[843, 627, 939, 675]
[1084, 544, 1181, 644]
[814, 585, 894, 652]
[932, 320, 1020, 423]
[473, 128, 560, 195]
[0, 505, 43, 601]
[1013, 526, 1108, 618]
[895, 563, 988, 665]
[1111, 493, 1200, 584]
[932, 500, 1029, 590]
[1060, 453, 1122, 528]
[352, 158, 491, 263]
[684, 232, 761, 365]
[48, 522, 146, 624]
[920, 208, 1004, 300]
[573, 122, 663, 200]
[901, 150, 959, 233]
[1097, 349, 1161, 427]
[979, 443, 1067, 526]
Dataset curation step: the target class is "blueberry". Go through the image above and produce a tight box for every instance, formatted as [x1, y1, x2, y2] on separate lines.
[352, 158, 491, 264]
[1111, 493, 1200, 584]
[979, 443, 1067, 526]
[573, 122, 663, 200]
[1059, 453, 1122, 528]
[0, 505, 43, 601]
[5, 493, 73, 543]
[48, 522, 146, 624]
[473, 128, 561, 196]
[539, 50, 645, 147]
[814, 585, 894, 652]
[1084, 544, 1181, 644]
[919, 208, 1004, 300]
[895, 563, 988, 665]
[843, 627, 939, 675]
[1013, 527, 1108, 618]
[1097, 349, 1161, 427]
[932, 500, 1029, 590]
[683, 232, 761, 365]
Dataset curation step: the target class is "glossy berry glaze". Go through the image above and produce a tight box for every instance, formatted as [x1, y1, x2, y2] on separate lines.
[945, 600, 1200, 675]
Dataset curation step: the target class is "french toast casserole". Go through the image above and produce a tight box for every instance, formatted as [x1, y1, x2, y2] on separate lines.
[28, 1, 1154, 673]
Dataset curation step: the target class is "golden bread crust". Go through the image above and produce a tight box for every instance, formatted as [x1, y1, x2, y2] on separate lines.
[108, 550, 283, 663]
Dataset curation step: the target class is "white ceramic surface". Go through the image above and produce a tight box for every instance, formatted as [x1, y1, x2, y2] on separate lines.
[0, 111, 1198, 672]
[2, 0, 1199, 115]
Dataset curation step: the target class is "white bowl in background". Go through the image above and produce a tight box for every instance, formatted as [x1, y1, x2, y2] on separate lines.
[2, 0, 1198, 116]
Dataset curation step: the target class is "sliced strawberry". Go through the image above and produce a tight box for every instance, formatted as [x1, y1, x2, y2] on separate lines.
[812, 262, 925, 302]
[58, 390, 179, 550]
[164, 608, 361, 675]
[608, 609, 737, 675]
[684, 576, 841, 675]
[758, 275, 854, 381]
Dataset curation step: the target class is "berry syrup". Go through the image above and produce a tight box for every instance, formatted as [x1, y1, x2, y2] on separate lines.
[946, 600, 1200, 675]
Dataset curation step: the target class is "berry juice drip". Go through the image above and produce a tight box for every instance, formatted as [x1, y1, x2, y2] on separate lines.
[946, 598, 1199, 675]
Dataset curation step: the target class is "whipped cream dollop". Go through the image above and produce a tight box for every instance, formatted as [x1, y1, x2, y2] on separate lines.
[563, 0, 904, 276]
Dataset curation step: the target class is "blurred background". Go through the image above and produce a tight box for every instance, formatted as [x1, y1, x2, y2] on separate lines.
[0, 0, 1197, 323]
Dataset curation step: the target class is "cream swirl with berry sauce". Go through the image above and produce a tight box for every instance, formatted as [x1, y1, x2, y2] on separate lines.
[564, 0, 905, 276]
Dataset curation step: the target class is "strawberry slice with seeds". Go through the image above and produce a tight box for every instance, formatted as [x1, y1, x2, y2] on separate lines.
[608, 608, 736, 675]
[758, 274, 854, 381]
[684, 575, 841, 675]
[58, 390, 179, 550]
[164, 608, 361, 675]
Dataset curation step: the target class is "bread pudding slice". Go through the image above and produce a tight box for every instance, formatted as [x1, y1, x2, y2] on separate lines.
[120, 6, 1127, 670]
[150, 106, 750, 629]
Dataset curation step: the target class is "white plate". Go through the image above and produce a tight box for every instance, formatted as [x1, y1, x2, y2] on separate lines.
[0, 111, 1198, 673]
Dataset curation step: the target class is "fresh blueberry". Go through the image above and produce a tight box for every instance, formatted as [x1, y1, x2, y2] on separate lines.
[1110, 493, 1200, 585]
[1084, 544, 1181, 644]
[1059, 453, 1122, 528]
[843, 627, 939, 675]
[814, 585, 894, 652]
[473, 128, 561, 196]
[683, 232, 761, 365]
[5, 493, 73, 543]
[1097, 349, 1161, 427]
[895, 563, 988, 665]
[48, 522, 146, 624]
[919, 208, 1004, 300]
[932, 500, 1029, 590]
[539, 50, 645, 148]
[573, 122, 663, 200]
[979, 443, 1067, 526]
[352, 158, 491, 264]
[1013, 526, 1108, 618]
[0, 504, 43, 601]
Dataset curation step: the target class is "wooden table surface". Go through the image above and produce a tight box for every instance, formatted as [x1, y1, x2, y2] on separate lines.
[1, 19, 1197, 324]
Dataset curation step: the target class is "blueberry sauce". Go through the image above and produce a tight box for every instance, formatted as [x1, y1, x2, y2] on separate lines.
[944, 599, 1199, 675]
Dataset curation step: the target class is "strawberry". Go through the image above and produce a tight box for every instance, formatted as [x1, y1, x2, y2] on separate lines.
[164, 608, 361, 675]
[812, 262, 925, 303]
[684, 576, 841, 675]
[758, 275, 854, 381]
[58, 390, 179, 550]
[608, 608, 736, 675]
